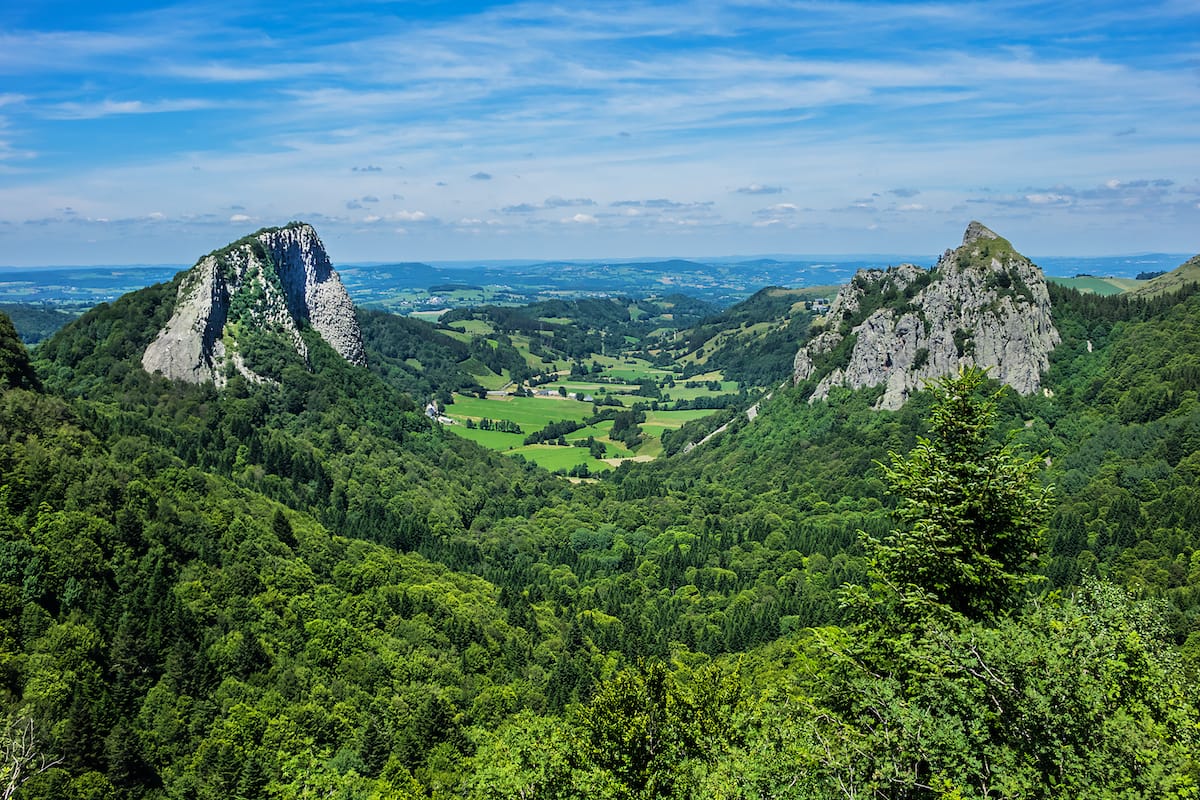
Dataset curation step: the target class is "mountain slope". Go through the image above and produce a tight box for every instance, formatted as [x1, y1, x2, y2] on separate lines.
[0, 311, 41, 390]
[0, 370, 549, 798]
[1129, 252, 1200, 299]
[673, 286, 833, 386]
[793, 222, 1060, 409]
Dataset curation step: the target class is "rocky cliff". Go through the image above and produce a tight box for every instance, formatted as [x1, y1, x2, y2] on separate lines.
[142, 223, 365, 386]
[793, 222, 1060, 409]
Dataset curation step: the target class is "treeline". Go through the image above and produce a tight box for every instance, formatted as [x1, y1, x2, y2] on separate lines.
[673, 287, 818, 386]
[523, 419, 583, 445]
[443, 295, 717, 364]
[356, 308, 485, 399]
[0, 302, 78, 344]
[1047, 279, 1200, 325]
[465, 417, 523, 433]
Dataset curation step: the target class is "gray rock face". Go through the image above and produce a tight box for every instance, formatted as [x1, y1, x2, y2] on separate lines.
[793, 222, 1060, 410]
[142, 223, 365, 386]
[262, 224, 366, 367]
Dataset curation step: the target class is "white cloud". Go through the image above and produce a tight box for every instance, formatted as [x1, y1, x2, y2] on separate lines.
[165, 62, 324, 83]
[737, 183, 785, 195]
[1025, 193, 1072, 206]
[46, 98, 214, 120]
[0, 30, 158, 72]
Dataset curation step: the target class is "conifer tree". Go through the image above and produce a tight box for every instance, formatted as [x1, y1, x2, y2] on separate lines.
[862, 368, 1051, 620]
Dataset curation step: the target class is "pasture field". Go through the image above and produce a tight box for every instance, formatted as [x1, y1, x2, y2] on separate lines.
[600, 360, 675, 381]
[541, 380, 640, 395]
[471, 370, 513, 391]
[410, 310, 449, 323]
[632, 437, 665, 459]
[642, 408, 718, 431]
[446, 319, 495, 335]
[1048, 276, 1137, 296]
[565, 422, 633, 458]
[664, 381, 740, 401]
[446, 394, 593, 427]
[446, 426, 525, 451]
[683, 370, 726, 382]
[585, 354, 635, 369]
[509, 334, 560, 370]
[510, 443, 614, 473]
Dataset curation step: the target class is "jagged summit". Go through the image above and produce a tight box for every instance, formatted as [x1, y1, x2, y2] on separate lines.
[142, 222, 365, 386]
[962, 220, 1000, 246]
[793, 222, 1060, 410]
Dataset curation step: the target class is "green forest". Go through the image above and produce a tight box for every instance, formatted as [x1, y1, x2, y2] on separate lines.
[2, 262, 1200, 798]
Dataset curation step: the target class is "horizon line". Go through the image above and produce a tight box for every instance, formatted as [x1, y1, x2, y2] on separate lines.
[1, 250, 1194, 272]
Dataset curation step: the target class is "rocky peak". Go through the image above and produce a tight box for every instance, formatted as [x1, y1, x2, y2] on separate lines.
[962, 220, 1000, 246]
[793, 223, 1060, 410]
[142, 223, 365, 386]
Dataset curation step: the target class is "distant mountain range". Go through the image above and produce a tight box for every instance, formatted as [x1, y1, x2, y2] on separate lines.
[1, 252, 1191, 308]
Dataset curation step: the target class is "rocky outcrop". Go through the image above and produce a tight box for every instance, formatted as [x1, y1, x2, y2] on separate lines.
[262, 224, 366, 366]
[142, 223, 365, 386]
[793, 222, 1060, 410]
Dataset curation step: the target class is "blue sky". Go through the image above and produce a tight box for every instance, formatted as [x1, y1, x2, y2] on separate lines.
[1, 0, 1197, 265]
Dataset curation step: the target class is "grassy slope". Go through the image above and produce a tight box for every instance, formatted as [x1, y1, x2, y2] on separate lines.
[1048, 276, 1142, 296]
[1130, 254, 1200, 299]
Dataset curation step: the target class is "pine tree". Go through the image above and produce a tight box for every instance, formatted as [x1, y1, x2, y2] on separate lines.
[859, 368, 1051, 621]
[359, 717, 391, 778]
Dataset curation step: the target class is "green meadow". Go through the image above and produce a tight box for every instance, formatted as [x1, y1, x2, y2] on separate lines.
[447, 426, 525, 451]
[1049, 276, 1142, 296]
[664, 380, 740, 401]
[446, 318, 495, 335]
[509, 444, 614, 473]
[418, 304, 756, 472]
[442, 392, 724, 471]
[446, 394, 594, 427]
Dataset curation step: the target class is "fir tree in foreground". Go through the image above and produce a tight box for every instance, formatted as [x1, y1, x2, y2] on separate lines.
[857, 367, 1051, 620]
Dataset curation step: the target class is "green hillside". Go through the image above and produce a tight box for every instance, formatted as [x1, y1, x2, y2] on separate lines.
[0, 303, 78, 344]
[2, 263, 1200, 797]
[1130, 253, 1200, 299]
[668, 285, 836, 386]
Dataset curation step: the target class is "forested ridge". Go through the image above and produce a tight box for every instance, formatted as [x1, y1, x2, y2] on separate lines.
[1, 271, 1199, 797]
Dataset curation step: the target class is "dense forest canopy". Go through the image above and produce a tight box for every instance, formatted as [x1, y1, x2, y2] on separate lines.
[1, 259, 1199, 797]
